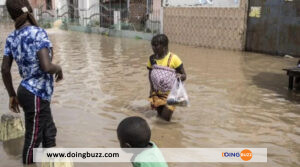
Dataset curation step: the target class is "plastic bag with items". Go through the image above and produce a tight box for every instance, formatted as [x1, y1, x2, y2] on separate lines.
[167, 79, 189, 107]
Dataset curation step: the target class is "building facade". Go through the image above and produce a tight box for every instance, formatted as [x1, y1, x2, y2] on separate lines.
[128, 0, 162, 32]
[163, 0, 247, 50]
[58, 0, 162, 32]
[29, 0, 55, 10]
[164, 0, 240, 7]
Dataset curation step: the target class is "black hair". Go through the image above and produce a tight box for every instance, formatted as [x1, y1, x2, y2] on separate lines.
[151, 34, 169, 47]
[6, 0, 38, 29]
[117, 116, 151, 148]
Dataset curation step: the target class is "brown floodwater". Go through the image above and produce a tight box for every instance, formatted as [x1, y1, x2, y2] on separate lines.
[0, 23, 299, 167]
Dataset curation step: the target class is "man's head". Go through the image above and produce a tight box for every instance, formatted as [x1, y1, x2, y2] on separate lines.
[117, 116, 151, 148]
[151, 34, 169, 56]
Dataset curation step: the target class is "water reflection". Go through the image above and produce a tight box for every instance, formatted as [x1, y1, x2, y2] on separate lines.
[3, 137, 23, 157]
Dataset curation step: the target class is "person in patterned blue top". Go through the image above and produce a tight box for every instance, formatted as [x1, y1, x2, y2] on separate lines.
[1, 0, 63, 164]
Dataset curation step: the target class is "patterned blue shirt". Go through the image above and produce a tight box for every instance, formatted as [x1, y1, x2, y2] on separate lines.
[3, 26, 53, 101]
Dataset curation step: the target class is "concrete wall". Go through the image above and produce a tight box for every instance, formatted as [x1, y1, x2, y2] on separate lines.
[63, 25, 154, 40]
[163, 0, 248, 50]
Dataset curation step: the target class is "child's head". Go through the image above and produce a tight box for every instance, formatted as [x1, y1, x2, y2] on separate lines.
[117, 116, 151, 148]
[151, 34, 169, 56]
[6, 0, 38, 29]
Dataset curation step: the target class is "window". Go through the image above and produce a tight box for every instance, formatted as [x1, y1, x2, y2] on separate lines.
[147, 0, 153, 13]
[46, 0, 52, 10]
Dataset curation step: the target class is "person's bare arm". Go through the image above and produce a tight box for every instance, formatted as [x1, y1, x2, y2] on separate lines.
[1, 56, 16, 97]
[38, 48, 63, 82]
[175, 64, 187, 81]
[1, 55, 20, 113]
[148, 69, 154, 97]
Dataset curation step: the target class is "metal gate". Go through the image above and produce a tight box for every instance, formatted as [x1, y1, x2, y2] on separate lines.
[246, 0, 300, 56]
[99, 0, 128, 28]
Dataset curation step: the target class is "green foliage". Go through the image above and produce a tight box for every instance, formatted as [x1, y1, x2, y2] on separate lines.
[39, 21, 52, 29]
[135, 36, 142, 40]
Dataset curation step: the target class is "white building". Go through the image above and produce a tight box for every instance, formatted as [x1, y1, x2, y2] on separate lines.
[55, 0, 68, 10]
[55, 0, 68, 17]
[78, 0, 99, 25]
[51, 0, 162, 32]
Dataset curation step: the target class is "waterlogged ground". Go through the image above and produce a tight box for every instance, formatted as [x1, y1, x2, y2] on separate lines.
[0, 23, 299, 167]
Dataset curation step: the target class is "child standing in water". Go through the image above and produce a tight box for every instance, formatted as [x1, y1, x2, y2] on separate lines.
[147, 34, 186, 121]
[117, 116, 168, 167]
[1, 0, 63, 164]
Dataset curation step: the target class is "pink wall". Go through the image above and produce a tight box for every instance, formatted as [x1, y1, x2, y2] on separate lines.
[153, 0, 161, 13]
[28, 0, 39, 8]
[28, 0, 55, 10]
[150, 0, 161, 21]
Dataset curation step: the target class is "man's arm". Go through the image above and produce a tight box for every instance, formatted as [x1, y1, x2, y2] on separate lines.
[38, 48, 61, 74]
[175, 64, 187, 81]
[1, 55, 16, 97]
[1, 55, 20, 113]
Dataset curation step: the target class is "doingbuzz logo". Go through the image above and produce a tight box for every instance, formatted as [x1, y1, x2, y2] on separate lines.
[222, 149, 253, 161]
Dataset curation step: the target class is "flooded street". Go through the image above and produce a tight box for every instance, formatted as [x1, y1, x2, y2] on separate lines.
[0, 24, 299, 167]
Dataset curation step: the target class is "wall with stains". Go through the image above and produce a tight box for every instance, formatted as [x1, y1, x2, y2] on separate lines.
[163, 0, 248, 50]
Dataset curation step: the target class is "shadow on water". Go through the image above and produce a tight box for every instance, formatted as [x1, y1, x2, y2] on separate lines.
[252, 72, 300, 102]
[241, 51, 300, 103]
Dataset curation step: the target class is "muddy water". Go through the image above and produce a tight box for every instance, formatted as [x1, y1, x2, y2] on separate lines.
[0, 24, 299, 167]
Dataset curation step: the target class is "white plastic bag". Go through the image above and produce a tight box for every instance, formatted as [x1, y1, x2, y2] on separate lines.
[167, 79, 189, 106]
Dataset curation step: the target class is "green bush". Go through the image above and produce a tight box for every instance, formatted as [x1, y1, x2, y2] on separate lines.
[135, 36, 142, 40]
[39, 21, 52, 29]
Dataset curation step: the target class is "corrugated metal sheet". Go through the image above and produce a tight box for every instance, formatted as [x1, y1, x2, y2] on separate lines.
[246, 0, 300, 56]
